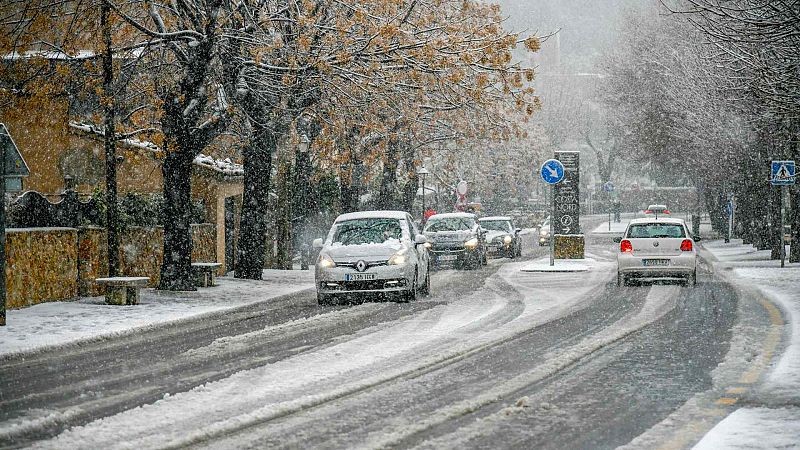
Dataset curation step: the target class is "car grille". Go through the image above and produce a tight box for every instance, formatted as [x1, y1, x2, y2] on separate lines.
[321, 279, 406, 291]
[335, 260, 388, 269]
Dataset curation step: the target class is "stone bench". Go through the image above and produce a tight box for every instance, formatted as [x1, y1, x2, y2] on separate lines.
[191, 262, 222, 287]
[95, 277, 150, 305]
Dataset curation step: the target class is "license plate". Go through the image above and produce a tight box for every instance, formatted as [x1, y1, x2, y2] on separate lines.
[345, 273, 376, 281]
[438, 254, 458, 262]
[642, 259, 669, 267]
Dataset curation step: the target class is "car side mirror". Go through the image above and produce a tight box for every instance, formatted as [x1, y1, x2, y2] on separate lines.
[694, 236, 702, 242]
[612, 237, 622, 243]
[312, 238, 324, 249]
[515, 228, 522, 234]
[414, 234, 427, 245]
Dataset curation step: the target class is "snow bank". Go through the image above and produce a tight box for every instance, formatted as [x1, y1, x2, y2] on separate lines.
[0, 270, 314, 358]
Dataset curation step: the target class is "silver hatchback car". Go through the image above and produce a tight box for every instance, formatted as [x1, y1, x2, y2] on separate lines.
[615, 217, 700, 286]
[314, 211, 431, 305]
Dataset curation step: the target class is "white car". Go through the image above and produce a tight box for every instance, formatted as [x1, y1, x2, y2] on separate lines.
[314, 211, 431, 305]
[538, 216, 551, 246]
[479, 216, 522, 258]
[615, 217, 699, 286]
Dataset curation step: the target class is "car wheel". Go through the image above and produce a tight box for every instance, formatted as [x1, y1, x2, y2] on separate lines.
[481, 250, 488, 266]
[516, 245, 523, 257]
[317, 293, 332, 306]
[419, 268, 431, 296]
[617, 272, 627, 287]
[687, 270, 697, 287]
[404, 274, 418, 302]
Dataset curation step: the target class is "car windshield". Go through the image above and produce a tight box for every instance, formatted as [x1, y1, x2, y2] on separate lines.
[332, 218, 404, 245]
[627, 223, 685, 238]
[480, 220, 512, 232]
[424, 217, 475, 232]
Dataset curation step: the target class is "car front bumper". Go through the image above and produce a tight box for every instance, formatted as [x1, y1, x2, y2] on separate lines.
[429, 245, 480, 267]
[316, 264, 413, 295]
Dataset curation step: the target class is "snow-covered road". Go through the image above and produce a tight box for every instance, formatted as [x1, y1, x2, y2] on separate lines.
[0, 230, 754, 449]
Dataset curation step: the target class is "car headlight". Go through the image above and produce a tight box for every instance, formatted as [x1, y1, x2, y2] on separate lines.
[464, 237, 479, 248]
[317, 254, 335, 268]
[388, 249, 408, 265]
[540, 229, 548, 236]
[423, 242, 432, 249]
[503, 235, 512, 244]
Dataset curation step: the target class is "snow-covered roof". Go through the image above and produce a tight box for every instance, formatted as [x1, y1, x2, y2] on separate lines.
[335, 210, 410, 222]
[428, 212, 476, 219]
[479, 216, 512, 221]
[192, 154, 243, 177]
[69, 122, 161, 154]
[3, 48, 143, 61]
[68, 121, 243, 177]
[628, 217, 686, 225]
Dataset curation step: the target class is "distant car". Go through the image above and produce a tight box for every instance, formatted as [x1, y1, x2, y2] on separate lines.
[423, 212, 487, 269]
[644, 204, 670, 217]
[615, 217, 699, 286]
[479, 216, 522, 258]
[538, 216, 551, 246]
[314, 210, 431, 305]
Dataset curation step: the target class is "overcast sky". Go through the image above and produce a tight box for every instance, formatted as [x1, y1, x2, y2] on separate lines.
[494, 0, 654, 72]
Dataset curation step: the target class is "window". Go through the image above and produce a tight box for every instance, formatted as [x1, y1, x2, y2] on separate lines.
[627, 223, 686, 239]
[332, 218, 405, 245]
[479, 220, 512, 233]
[424, 217, 476, 232]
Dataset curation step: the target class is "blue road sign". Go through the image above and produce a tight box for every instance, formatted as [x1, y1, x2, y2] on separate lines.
[771, 160, 795, 186]
[602, 181, 615, 192]
[540, 159, 565, 185]
[724, 200, 733, 217]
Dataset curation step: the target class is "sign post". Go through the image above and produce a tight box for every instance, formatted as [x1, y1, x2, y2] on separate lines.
[540, 159, 565, 267]
[0, 124, 31, 326]
[770, 160, 795, 268]
[602, 181, 614, 231]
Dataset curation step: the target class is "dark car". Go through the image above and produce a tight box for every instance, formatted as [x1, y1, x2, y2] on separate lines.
[479, 216, 522, 258]
[423, 212, 487, 269]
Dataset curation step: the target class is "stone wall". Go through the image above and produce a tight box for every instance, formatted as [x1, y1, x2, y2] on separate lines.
[5, 228, 78, 308]
[7, 224, 217, 306]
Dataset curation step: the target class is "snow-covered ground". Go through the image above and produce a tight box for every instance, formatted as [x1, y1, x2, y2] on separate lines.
[591, 219, 630, 234]
[27, 257, 620, 449]
[0, 270, 314, 358]
[693, 239, 800, 449]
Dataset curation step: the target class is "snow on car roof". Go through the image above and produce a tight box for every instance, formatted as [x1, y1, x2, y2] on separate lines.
[334, 210, 410, 222]
[428, 212, 476, 219]
[629, 217, 686, 225]
[479, 216, 512, 221]
[647, 204, 668, 209]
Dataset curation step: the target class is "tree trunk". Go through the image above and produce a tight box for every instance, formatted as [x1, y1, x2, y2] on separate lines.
[158, 150, 195, 290]
[235, 129, 275, 280]
[378, 141, 399, 210]
[274, 158, 293, 269]
[101, 2, 119, 278]
[400, 141, 417, 213]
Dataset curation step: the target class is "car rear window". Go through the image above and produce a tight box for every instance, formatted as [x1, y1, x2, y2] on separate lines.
[627, 223, 686, 238]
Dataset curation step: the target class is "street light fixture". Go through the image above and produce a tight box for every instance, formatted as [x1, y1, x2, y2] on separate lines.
[417, 166, 430, 220]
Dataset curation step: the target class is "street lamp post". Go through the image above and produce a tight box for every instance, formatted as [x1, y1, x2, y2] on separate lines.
[417, 167, 429, 220]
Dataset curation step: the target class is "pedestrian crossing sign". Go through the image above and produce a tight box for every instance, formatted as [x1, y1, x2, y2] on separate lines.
[771, 160, 795, 186]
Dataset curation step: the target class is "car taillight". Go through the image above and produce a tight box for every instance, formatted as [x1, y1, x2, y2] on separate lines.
[620, 240, 633, 253]
[680, 239, 693, 251]
[663, 209, 670, 214]
[644, 210, 652, 214]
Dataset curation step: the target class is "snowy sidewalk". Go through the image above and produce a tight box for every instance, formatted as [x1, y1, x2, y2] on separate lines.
[591, 219, 629, 234]
[0, 269, 315, 358]
[693, 239, 800, 449]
